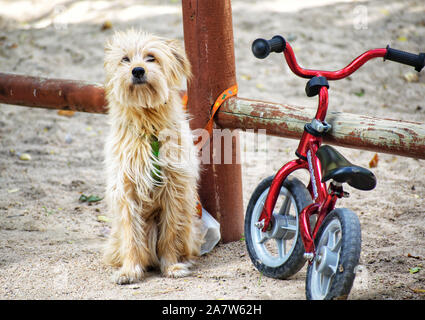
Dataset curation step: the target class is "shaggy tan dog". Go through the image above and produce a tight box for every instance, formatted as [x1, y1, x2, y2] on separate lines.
[102, 29, 203, 284]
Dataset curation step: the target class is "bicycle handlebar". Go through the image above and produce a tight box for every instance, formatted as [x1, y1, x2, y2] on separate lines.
[252, 35, 424, 80]
[252, 36, 286, 59]
[385, 45, 425, 72]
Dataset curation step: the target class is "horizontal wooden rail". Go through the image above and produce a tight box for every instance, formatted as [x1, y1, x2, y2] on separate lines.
[1, 73, 424, 160]
[217, 97, 425, 160]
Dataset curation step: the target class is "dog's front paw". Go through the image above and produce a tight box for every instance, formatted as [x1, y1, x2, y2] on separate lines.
[113, 265, 144, 285]
[161, 263, 192, 278]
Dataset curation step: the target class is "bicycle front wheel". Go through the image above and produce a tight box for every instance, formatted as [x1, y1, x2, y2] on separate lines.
[244, 176, 312, 279]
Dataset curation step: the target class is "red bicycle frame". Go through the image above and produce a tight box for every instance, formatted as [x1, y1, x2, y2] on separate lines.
[257, 42, 387, 256]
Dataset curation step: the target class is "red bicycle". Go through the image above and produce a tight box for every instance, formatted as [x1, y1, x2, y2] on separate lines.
[244, 35, 424, 300]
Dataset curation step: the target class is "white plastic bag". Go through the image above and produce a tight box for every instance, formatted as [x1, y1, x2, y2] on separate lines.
[200, 208, 221, 255]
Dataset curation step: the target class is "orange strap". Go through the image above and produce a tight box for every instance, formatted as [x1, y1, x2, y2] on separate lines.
[181, 93, 189, 111]
[182, 85, 238, 150]
[182, 85, 238, 218]
[203, 85, 238, 141]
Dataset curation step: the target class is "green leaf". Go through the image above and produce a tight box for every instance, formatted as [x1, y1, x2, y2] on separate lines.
[79, 194, 103, 203]
[150, 135, 162, 183]
[354, 88, 365, 97]
[87, 195, 103, 202]
[409, 267, 421, 274]
[42, 206, 55, 215]
[151, 140, 160, 158]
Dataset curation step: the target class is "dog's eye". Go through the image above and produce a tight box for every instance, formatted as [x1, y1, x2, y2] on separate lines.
[145, 55, 156, 62]
[121, 56, 130, 63]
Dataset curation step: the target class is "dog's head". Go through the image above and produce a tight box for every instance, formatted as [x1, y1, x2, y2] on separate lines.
[104, 29, 191, 109]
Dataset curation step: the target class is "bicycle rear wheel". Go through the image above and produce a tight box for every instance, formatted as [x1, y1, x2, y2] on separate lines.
[306, 208, 361, 300]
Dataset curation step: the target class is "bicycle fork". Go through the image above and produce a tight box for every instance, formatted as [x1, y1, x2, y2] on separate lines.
[258, 84, 341, 260]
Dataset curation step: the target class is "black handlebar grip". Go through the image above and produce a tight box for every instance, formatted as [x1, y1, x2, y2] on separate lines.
[385, 45, 425, 72]
[252, 35, 286, 59]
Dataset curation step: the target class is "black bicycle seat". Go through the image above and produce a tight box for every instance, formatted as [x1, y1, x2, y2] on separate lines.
[316, 145, 376, 191]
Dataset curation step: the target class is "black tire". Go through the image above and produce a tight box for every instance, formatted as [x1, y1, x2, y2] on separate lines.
[306, 208, 361, 300]
[244, 175, 312, 279]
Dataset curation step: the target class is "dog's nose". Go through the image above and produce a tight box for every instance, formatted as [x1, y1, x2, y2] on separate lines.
[132, 67, 145, 78]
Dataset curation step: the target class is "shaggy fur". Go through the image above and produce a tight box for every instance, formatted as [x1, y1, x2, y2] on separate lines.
[103, 29, 203, 284]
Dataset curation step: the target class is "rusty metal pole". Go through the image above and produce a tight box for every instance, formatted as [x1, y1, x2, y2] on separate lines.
[182, 0, 244, 242]
[0, 73, 107, 113]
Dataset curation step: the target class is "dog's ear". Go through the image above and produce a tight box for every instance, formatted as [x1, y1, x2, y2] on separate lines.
[104, 30, 126, 69]
[104, 36, 119, 70]
[104, 37, 112, 51]
[103, 39, 114, 82]
[166, 39, 192, 82]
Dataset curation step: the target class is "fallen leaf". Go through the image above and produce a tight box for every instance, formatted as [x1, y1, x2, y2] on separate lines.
[57, 110, 75, 117]
[397, 36, 407, 42]
[409, 287, 425, 294]
[97, 215, 110, 223]
[7, 188, 20, 193]
[379, 9, 390, 16]
[409, 267, 421, 274]
[79, 194, 103, 203]
[407, 253, 421, 259]
[87, 195, 103, 202]
[19, 153, 31, 161]
[42, 206, 55, 215]
[369, 153, 379, 168]
[101, 21, 113, 31]
[404, 72, 419, 83]
[353, 88, 365, 97]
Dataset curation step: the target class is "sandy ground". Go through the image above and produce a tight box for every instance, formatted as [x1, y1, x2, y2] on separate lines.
[0, 0, 424, 300]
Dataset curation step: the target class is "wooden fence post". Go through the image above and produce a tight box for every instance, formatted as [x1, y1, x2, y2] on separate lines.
[182, 0, 244, 242]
